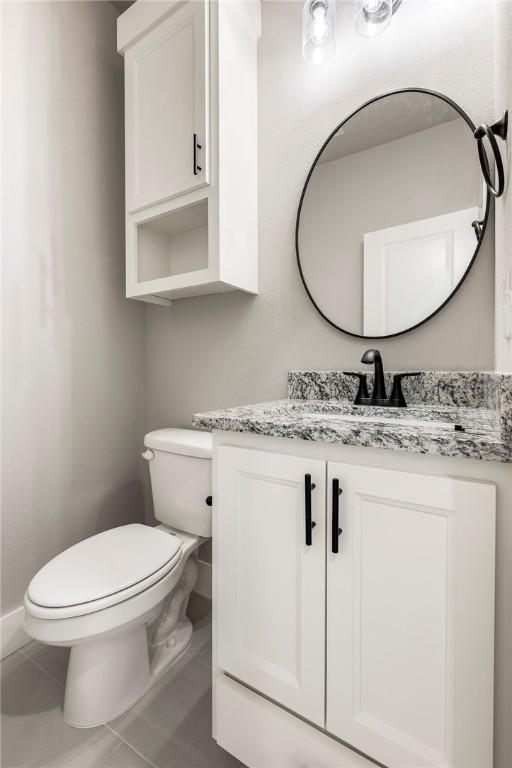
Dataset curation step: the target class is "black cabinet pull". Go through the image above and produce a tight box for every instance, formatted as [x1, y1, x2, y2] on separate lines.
[304, 474, 316, 546]
[332, 478, 343, 554]
[193, 133, 202, 175]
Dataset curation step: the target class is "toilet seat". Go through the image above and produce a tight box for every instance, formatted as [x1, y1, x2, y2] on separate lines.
[25, 524, 182, 620]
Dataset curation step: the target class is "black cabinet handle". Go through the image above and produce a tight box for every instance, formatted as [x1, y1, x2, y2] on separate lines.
[332, 478, 342, 554]
[193, 133, 202, 175]
[304, 473, 316, 546]
[472, 219, 485, 240]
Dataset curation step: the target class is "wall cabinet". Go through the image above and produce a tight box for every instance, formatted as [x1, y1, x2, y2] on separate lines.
[216, 445, 496, 768]
[118, 0, 259, 305]
[124, 1, 208, 213]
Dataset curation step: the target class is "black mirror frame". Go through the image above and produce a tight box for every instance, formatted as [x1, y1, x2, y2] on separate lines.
[295, 87, 492, 340]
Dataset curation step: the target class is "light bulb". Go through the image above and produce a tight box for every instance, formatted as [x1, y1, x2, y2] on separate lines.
[303, 0, 336, 65]
[364, 0, 383, 11]
[311, 5, 328, 43]
[354, 0, 393, 38]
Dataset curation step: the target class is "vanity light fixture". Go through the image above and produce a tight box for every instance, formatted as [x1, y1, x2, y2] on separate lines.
[303, 0, 403, 65]
[354, 0, 402, 38]
[302, 0, 336, 65]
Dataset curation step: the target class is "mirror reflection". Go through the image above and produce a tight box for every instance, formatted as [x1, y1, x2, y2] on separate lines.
[297, 90, 487, 338]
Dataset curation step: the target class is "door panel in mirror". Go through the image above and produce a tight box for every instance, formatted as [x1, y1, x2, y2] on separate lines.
[363, 207, 480, 336]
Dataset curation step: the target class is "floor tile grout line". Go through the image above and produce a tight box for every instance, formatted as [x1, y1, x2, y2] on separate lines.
[17, 648, 117, 745]
[184, 645, 211, 661]
[186, 653, 212, 671]
[107, 740, 126, 758]
[14, 634, 213, 766]
[107, 713, 177, 755]
[107, 708, 210, 765]
[19, 647, 66, 690]
[104, 725, 158, 768]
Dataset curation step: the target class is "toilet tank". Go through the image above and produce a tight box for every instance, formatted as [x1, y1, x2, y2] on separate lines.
[143, 428, 212, 537]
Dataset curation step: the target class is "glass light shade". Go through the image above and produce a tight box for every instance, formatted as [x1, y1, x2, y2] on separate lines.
[354, 0, 393, 38]
[303, 0, 336, 66]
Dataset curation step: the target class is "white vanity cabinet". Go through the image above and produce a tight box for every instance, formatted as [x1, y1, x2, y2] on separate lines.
[325, 462, 495, 768]
[215, 443, 496, 768]
[216, 447, 327, 726]
[117, 1, 259, 305]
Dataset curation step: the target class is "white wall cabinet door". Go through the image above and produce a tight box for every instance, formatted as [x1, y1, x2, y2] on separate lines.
[125, 0, 208, 213]
[326, 462, 495, 768]
[216, 446, 326, 726]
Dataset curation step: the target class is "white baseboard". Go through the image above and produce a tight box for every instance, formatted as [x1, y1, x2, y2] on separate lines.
[195, 558, 212, 600]
[1, 605, 31, 659]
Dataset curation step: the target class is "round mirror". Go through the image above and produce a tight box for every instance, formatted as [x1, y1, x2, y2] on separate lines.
[296, 89, 490, 339]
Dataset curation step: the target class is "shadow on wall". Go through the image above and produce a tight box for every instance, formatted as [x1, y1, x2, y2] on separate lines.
[96, 480, 145, 533]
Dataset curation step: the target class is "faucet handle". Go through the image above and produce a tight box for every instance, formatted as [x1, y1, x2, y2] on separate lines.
[389, 372, 421, 408]
[343, 372, 369, 405]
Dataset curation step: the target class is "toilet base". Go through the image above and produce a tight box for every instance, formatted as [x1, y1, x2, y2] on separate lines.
[64, 558, 198, 728]
[64, 621, 151, 728]
[64, 617, 193, 728]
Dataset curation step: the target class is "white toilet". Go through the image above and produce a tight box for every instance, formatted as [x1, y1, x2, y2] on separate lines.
[24, 428, 212, 728]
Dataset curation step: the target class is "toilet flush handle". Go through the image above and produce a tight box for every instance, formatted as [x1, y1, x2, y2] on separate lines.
[141, 449, 154, 461]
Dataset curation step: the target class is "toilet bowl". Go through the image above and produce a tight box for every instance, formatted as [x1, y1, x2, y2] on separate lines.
[24, 428, 212, 728]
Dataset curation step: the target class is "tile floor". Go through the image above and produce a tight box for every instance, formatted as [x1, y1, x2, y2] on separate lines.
[1, 595, 243, 768]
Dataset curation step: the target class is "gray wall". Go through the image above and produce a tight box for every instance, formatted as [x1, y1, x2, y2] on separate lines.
[495, 1, 512, 371]
[1, 0, 145, 615]
[144, 0, 496, 435]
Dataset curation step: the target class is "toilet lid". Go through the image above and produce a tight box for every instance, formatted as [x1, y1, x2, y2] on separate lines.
[27, 524, 182, 608]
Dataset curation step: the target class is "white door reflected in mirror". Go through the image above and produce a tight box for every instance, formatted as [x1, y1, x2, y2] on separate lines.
[363, 207, 481, 336]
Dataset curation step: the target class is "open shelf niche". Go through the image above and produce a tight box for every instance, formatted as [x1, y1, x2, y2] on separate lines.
[136, 199, 209, 283]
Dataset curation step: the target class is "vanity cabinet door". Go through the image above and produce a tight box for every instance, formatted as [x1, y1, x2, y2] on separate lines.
[326, 462, 495, 768]
[124, 0, 208, 213]
[216, 446, 326, 726]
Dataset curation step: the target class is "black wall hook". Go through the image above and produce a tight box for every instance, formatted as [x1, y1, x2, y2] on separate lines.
[472, 219, 485, 240]
[474, 110, 508, 198]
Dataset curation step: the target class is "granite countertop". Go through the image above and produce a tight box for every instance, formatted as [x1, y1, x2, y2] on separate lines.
[192, 372, 512, 463]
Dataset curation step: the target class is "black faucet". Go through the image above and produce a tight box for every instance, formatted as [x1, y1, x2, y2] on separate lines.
[344, 349, 421, 407]
[361, 349, 387, 404]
